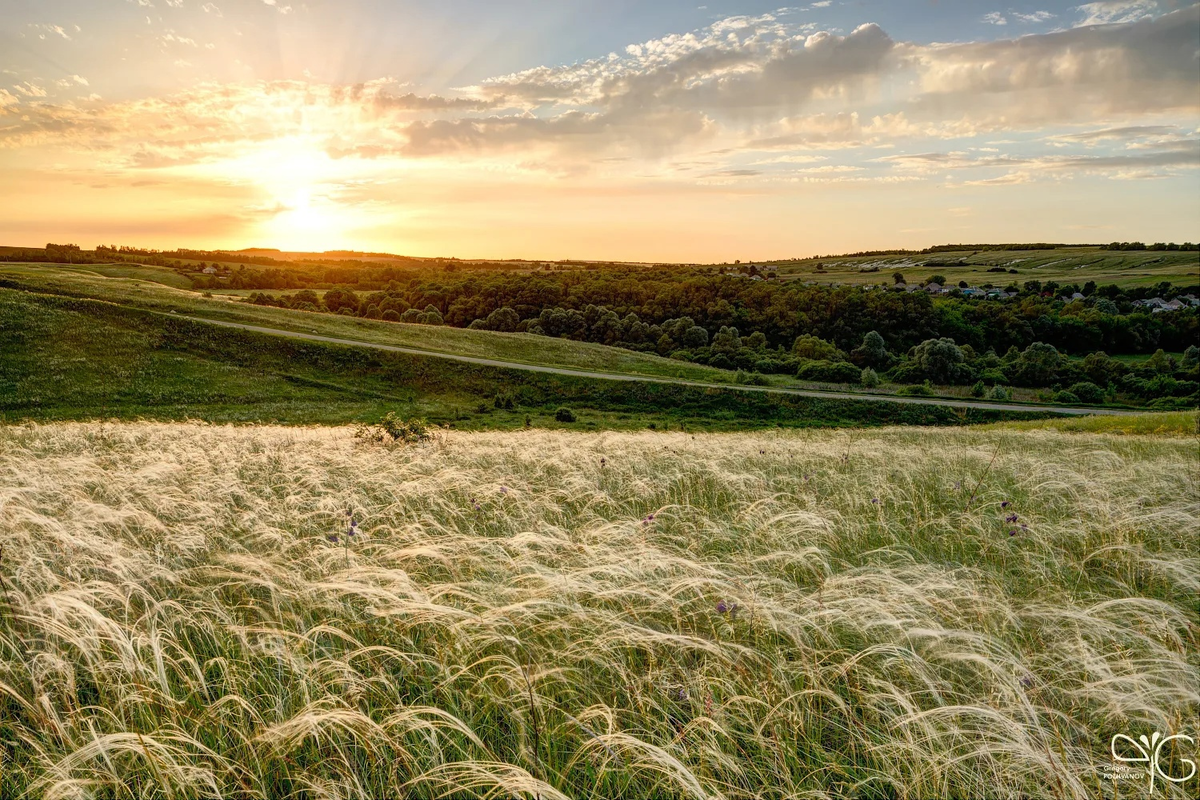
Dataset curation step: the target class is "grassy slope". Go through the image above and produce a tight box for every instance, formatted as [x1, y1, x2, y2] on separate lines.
[770, 247, 1200, 288]
[2, 289, 1045, 429]
[0, 265, 739, 385]
[0, 422, 1195, 798]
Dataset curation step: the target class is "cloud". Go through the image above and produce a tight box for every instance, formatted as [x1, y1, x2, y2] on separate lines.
[878, 135, 1199, 181]
[983, 12, 1008, 25]
[1075, 0, 1159, 26]
[910, 5, 1200, 124]
[476, 18, 894, 118]
[3, 7, 1198, 187]
[1013, 11, 1056, 23]
[31, 24, 72, 40]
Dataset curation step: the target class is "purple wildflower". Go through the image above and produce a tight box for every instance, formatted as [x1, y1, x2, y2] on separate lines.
[328, 533, 340, 544]
[1020, 675, 1035, 689]
[499, 486, 508, 495]
[1009, 530, 1017, 537]
[600, 457, 607, 468]
[716, 600, 729, 614]
[1001, 501, 1011, 509]
[1006, 513, 1019, 524]
[347, 520, 358, 537]
[871, 498, 880, 505]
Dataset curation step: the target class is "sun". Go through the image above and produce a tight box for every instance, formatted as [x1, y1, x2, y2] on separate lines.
[205, 137, 369, 251]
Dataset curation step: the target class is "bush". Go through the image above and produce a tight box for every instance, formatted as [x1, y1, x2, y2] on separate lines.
[861, 368, 880, 388]
[736, 370, 769, 386]
[355, 413, 433, 444]
[1149, 396, 1199, 411]
[1053, 390, 1081, 404]
[796, 360, 862, 383]
[1067, 382, 1105, 404]
[990, 386, 1012, 401]
[898, 383, 934, 397]
[555, 407, 577, 423]
[971, 380, 986, 398]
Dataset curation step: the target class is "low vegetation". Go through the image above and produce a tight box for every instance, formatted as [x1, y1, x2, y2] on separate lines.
[0, 421, 1195, 798]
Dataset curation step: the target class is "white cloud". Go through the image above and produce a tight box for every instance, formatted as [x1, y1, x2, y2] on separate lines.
[1013, 11, 1056, 23]
[31, 24, 72, 40]
[983, 12, 1008, 25]
[1075, 0, 1159, 26]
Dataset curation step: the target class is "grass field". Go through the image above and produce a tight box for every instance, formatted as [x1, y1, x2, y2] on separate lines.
[0, 421, 1195, 798]
[770, 247, 1200, 289]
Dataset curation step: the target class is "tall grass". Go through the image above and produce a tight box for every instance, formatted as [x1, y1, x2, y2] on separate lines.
[0, 422, 1196, 798]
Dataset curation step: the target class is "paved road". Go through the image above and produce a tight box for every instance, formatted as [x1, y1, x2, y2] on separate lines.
[180, 315, 1136, 417]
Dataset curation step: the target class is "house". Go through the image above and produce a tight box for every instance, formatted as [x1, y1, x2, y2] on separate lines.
[924, 282, 943, 294]
[1153, 299, 1186, 313]
[202, 266, 218, 275]
[1179, 294, 1199, 306]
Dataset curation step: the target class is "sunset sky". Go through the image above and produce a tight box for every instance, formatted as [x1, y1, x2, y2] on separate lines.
[1, 0, 1198, 261]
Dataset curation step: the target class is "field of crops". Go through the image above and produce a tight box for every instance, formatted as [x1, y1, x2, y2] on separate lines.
[1, 420, 1196, 798]
[772, 247, 1200, 289]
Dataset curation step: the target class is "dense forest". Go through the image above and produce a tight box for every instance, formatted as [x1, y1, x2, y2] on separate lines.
[231, 266, 1199, 408]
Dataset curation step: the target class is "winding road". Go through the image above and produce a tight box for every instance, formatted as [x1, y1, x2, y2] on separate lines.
[181, 315, 1136, 417]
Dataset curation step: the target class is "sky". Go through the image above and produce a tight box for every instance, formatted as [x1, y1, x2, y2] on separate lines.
[1, 0, 1198, 261]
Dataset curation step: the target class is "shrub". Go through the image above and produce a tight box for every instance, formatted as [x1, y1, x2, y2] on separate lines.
[1053, 390, 1081, 404]
[355, 413, 433, 444]
[555, 407, 577, 423]
[861, 367, 880, 388]
[1067, 382, 1105, 404]
[971, 380, 986, 398]
[796, 360, 862, 383]
[990, 386, 1012, 401]
[736, 371, 769, 386]
[899, 383, 934, 397]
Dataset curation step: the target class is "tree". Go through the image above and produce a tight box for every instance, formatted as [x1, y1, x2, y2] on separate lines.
[910, 338, 971, 384]
[926, 274, 947, 286]
[1011, 342, 1063, 386]
[861, 367, 880, 388]
[712, 326, 742, 354]
[851, 330, 891, 368]
[1182, 345, 1200, 369]
[893, 272, 906, 285]
[681, 325, 709, 348]
[792, 334, 845, 361]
